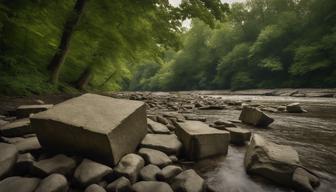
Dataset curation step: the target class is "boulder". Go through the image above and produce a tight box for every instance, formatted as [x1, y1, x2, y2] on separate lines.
[84, 184, 107, 192]
[184, 115, 207, 122]
[74, 159, 113, 187]
[156, 165, 183, 182]
[0, 120, 8, 127]
[175, 121, 230, 160]
[157, 116, 170, 125]
[199, 105, 225, 110]
[292, 167, 320, 192]
[30, 94, 147, 165]
[16, 104, 53, 118]
[140, 134, 182, 155]
[0, 143, 18, 178]
[225, 127, 251, 145]
[132, 181, 173, 192]
[244, 134, 308, 188]
[0, 176, 40, 192]
[239, 106, 274, 127]
[170, 169, 205, 192]
[106, 176, 131, 192]
[139, 164, 161, 181]
[114, 153, 145, 184]
[147, 119, 170, 134]
[35, 173, 68, 192]
[0, 118, 33, 137]
[31, 154, 76, 177]
[14, 136, 41, 153]
[138, 148, 172, 168]
[15, 153, 35, 173]
[286, 103, 307, 113]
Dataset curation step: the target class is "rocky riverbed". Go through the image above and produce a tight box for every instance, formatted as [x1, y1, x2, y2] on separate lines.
[0, 90, 335, 192]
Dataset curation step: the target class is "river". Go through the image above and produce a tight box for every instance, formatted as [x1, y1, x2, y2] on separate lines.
[191, 95, 336, 192]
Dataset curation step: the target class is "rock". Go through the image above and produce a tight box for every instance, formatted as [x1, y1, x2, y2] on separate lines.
[30, 94, 147, 165]
[0, 118, 33, 137]
[14, 136, 41, 153]
[147, 119, 170, 134]
[16, 105, 53, 118]
[15, 153, 35, 173]
[106, 176, 131, 192]
[262, 107, 278, 113]
[35, 173, 68, 192]
[175, 121, 230, 160]
[114, 153, 145, 183]
[168, 155, 178, 163]
[170, 169, 205, 192]
[160, 112, 185, 122]
[244, 134, 302, 187]
[31, 154, 76, 177]
[199, 105, 225, 110]
[132, 181, 173, 192]
[74, 159, 113, 187]
[140, 134, 182, 155]
[277, 105, 286, 112]
[0, 176, 40, 192]
[184, 115, 207, 122]
[156, 165, 183, 181]
[225, 127, 251, 145]
[292, 167, 320, 192]
[139, 164, 161, 181]
[239, 106, 274, 127]
[156, 116, 170, 125]
[286, 103, 307, 113]
[84, 184, 107, 192]
[214, 120, 236, 127]
[0, 143, 18, 178]
[138, 148, 172, 168]
[0, 119, 8, 127]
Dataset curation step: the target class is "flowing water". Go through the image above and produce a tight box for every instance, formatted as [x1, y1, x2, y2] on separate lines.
[193, 95, 336, 192]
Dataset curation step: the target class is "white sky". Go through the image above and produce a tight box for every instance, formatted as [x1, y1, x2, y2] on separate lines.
[169, 0, 246, 28]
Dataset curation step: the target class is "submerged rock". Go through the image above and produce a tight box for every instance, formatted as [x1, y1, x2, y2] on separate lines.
[239, 106, 274, 127]
[244, 134, 319, 191]
[30, 94, 147, 165]
[176, 121, 230, 160]
[286, 103, 307, 113]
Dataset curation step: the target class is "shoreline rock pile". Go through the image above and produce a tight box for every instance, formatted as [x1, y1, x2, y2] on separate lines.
[0, 92, 320, 192]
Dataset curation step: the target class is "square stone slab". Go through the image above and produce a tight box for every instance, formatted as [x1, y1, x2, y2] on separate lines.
[175, 121, 230, 160]
[30, 94, 147, 165]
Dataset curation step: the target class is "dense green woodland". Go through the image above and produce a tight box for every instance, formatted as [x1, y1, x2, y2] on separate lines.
[0, 0, 335, 95]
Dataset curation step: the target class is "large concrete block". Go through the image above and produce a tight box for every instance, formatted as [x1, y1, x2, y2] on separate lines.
[239, 106, 274, 127]
[175, 121, 230, 160]
[30, 94, 147, 165]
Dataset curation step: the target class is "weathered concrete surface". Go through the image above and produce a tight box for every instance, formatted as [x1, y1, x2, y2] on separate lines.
[239, 106, 274, 127]
[244, 134, 320, 190]
[16, 104, 53, 118]
[175, 121, 230, 160]
[30, 94, 147, 165]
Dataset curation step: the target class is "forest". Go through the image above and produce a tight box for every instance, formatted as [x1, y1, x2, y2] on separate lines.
[0, 0, 335, 95]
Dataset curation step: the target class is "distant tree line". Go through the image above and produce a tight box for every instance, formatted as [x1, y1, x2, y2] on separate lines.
[130, 0, 336, 91]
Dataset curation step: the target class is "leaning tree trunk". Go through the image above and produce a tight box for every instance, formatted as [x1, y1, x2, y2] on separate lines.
[76, 66, 93, 90]
[48, 0, 87, 84]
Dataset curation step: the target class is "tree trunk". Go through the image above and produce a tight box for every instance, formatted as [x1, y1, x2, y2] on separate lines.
[76, 66, 93, 90]
[48, 0, 87, 84]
